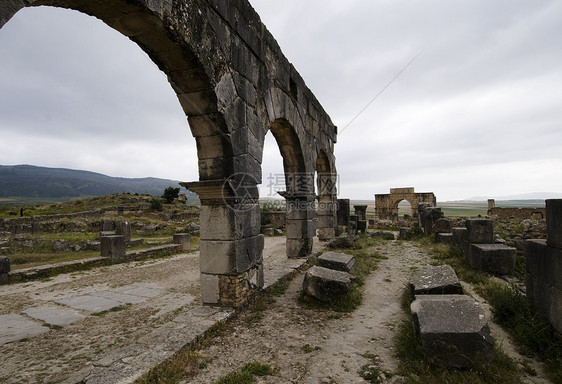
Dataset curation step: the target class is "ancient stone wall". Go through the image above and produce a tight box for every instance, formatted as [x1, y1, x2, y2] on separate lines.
[488, 207, 545, 219]
[0, 0, 337, 306]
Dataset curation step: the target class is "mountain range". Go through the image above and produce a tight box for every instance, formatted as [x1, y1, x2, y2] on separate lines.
[0, 164, 193, 199]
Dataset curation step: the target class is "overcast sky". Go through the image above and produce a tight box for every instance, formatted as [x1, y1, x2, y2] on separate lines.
[1, 1, 562, 201]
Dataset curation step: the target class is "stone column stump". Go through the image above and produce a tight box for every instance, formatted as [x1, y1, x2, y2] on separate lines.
[173, 233, 192, 252]
[100, 235, 126, 261]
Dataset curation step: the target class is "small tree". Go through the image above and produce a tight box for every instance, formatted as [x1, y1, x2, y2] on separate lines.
[162, 186, 180, 204]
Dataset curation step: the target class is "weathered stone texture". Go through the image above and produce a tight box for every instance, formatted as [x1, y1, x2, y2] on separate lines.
[100, 235, 126, 261]
[317, 251, 356, 273]
[465, 218, 494, 244]
[435, 233, 453, 244]
[173, 233, 191, 252]
[303, 266, 353, 302]
[432, 218, 452, 234]
[409, 265, 462, 295]
[469, 244, 517, 274]
[411, 295, 495, 368]
[546, 199, 562, 249]
[399, 227, 412, 240]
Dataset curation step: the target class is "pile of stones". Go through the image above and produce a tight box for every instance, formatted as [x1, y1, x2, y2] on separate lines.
[409, 265, 495, 368]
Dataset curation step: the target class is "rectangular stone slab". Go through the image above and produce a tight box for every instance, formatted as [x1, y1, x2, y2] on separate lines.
[317, 251, 356, 273]
[22, 306, 85, 327]
[0, 314, 49, 346]
[409, 265, 462, 295]
[57, 295, 123, 313]
[411, 295, 495, 368]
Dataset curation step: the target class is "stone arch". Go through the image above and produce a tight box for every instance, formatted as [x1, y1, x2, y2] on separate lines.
[375, 188, 436, 221]
[1, 0, 338, 306]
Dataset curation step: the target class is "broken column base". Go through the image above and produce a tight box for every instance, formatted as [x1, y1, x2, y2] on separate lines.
[173, 233, 192, 252]
[411, 295, 495, 368]
[409, 265, 463, 295]
[317, 251, 356, 273]
[100, 235, 126, 261]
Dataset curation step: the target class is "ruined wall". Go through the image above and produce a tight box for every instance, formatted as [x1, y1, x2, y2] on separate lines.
[488, 207, 545, 219]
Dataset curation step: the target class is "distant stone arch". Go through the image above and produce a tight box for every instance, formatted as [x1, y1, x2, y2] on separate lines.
[0, 0, 337, 307]
[375, 187, 436, 220]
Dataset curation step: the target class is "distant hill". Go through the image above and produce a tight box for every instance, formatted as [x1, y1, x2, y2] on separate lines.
[0, 164, 194, 199]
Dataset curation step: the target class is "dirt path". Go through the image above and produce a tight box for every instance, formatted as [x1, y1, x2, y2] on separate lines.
[181, 240, 434, 384]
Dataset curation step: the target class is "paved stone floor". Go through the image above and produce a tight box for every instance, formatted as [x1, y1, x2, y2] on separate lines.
[0, 236, 321, 384]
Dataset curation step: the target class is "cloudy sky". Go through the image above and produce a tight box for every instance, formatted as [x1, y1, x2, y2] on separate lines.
[1, 1, 562, 201]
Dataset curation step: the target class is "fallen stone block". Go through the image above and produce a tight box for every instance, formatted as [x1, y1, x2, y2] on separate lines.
[303, 266, 353, 301]
[470, 244, 517, 274]
[410, 265, 462, 295]
[327, 236, 357, 249]
[411, 295, 495, 368]
[317, 251, 356, 273]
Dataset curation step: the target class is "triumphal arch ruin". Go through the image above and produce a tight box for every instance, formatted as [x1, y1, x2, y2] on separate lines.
[0, 0, 338, 306]
[375, 187, 436, 220]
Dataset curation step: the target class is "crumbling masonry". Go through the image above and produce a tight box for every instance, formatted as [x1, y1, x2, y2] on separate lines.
[0, 0, 338, 306]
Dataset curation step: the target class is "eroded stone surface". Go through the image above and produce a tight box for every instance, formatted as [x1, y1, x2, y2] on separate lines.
[411, 295, 495, 368]
[0, 314, 49, 346]
[303, 266, 353, 301]
[22, 306, 85, 327]
[409, 265, 462, 295]
[317, 251, 356, 273]
[470, 243, 517, 274]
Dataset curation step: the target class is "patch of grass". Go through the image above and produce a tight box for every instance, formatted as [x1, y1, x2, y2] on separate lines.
[478, 282, 562, 383]
[214, 362, 272, 384]
[301, 343, 320, 353]
[92, 304, 131, 317]
[137, 350, 202, 384]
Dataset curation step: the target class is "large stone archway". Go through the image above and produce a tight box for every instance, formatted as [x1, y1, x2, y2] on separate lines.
[375, 187, 436, 221]
[0, 0, 337, 307]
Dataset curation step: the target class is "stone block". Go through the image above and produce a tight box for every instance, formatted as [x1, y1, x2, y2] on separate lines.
[470, 244, 517, 274]
[336, 199, 350, 226]
[286, 219, 316, 239]
[101, 218, 113, 231]
[200, 235, 264, 274]
[302, 266, 353, 301]
[432, 218, 452, 234]
[286, 237, 313, 258]
[399, 227, 412, 240]
[546, 199, 562, 249]
[318, 227, 335, 241]
[435, 233, 453, 244]
[200, 273, 220, 304]
[199, 204, 260, 241]
[115, 220, 131, 242]
[263, 228, 275, 237]
[317, 214, 335, 228]
[409, 265, 462, 295]
[173, 233, 191, 252]
[317, 251, 356, 273]
[411, 295, 495, 368]
[526, 239, 562, 290]
[452, 227, 467, 247]
[357, 220, 367, 234]
[465, 218, 494, 244]
[100, 235, 126, 261]
[0, 256, 10, 274]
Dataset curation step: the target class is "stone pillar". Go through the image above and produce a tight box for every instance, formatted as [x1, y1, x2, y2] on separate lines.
[353, 205, 368, 221]
[100, 235, 126, 261]
[115, 220, 131, 242]
[317, 195, 336, 241]
[281, 193, 316, 258]
[337, 198, 350, 227]
[487, 199, 496, 211]
[173, 233, 192, 252]
[182, 179, 264, 307]
[546, 199, 562, 249]
[101, 218, 113, 232]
